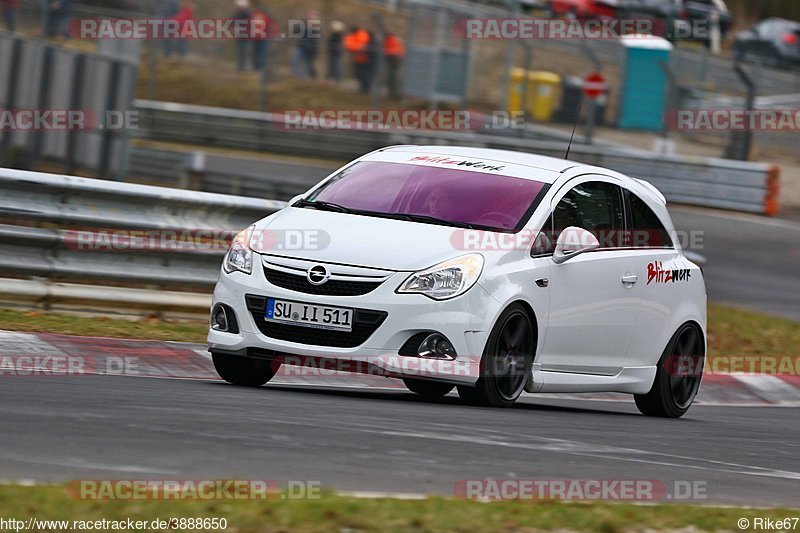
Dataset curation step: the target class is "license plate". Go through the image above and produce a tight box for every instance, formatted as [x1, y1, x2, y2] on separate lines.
[265, 298, 354, 332]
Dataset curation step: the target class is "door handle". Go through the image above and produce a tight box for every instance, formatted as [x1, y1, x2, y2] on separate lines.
[621, 275, 638, 285]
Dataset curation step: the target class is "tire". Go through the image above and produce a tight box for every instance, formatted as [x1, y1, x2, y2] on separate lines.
[634, 324, 704, 418]
[457, 303, 535, 408]
[212, 352, 278, 387]
[403, 378, 454, 398]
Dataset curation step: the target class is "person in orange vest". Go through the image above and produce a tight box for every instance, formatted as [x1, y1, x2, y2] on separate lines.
[383, 31, 404, 99]
[344, 25, 373, 93]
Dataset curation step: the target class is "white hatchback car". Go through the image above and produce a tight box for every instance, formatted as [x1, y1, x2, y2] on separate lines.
[208, 146, 707, 418]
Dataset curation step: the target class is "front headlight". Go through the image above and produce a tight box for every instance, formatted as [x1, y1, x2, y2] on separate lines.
[223, 226, 255, 274]
[397, 254, 484, 300]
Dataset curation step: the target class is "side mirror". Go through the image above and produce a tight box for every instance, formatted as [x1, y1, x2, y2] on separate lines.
[553, 226, 600, 264]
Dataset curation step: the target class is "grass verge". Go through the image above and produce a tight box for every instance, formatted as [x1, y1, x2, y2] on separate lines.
[1, 303, 798, 360]
[0, 309, 207, 343]
[0, 485, 796, 532]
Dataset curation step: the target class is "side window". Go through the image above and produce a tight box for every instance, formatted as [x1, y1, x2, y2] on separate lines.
[531, 181, 625, 256]
[553, 181, 625, 249]
[627, 191, 674, 248]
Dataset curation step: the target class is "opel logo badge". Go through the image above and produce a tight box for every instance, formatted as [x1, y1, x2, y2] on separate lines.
[307, 264, 330, 286]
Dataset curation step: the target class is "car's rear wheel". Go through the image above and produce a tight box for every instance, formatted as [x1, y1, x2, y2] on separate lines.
[457, 304, 534, 408]
[212, 352, 278, 387]
[634, 324, 704, 418]
[403, 378, 454, 398]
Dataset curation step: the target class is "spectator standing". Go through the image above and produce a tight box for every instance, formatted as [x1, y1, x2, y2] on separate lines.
[1, 0, 17, 32]
[45, 0, 71, 38]
[326, 20, 345, 82]
[232, 0, 251, 71]
[292, 10, 319, 79]
[251, 1, 273, 71]
[169, 1, 195, 57]
[361, 30, 378, 93]
[344, 25, 372, 93]
[383, 31, 404, 99]
[161, 0, 180, 56]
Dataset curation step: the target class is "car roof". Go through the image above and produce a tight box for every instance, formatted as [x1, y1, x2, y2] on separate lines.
[364, 145, 667, 207]
[371, 145, 583, 178]
[761, 17, 800, 29]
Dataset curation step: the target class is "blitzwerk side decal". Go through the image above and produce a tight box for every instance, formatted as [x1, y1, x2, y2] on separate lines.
[647, 261, 691, 285]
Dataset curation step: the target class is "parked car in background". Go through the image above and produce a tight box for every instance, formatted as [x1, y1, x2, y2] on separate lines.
[548, 0, 617, 20]
[614, 0, 688, 41]
[546, 0, 729, 45]
[681, 0, 732, 42]
[733, 18, 800, 69]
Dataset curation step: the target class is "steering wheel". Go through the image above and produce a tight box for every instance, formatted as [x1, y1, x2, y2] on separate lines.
[474, 211, 518, 228]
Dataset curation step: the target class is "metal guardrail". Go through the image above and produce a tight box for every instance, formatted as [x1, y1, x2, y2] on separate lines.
[0, 162, 718, 316]
[127, 146, 324, 199]
[132, 100, 780, 215]
[134, 101, 395, 161]
[0, 167, 285, 315]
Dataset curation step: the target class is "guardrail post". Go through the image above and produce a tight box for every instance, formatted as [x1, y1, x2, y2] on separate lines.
[724, 63, 755, 161]
[183, 151, 207, 190]
[65, 53, 87, 175]
[98, 60, 123, 180]
[27, 46, 55, 169]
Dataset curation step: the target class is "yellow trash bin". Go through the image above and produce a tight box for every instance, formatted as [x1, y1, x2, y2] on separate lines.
[507, 68, 528, 116]
[527, 71, 561, 122]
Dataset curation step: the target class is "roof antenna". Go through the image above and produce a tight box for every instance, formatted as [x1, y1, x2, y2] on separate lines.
[565, 99, 583, 160]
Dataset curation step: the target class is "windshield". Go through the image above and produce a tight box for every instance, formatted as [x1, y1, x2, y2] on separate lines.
[304, 161, 548, 232]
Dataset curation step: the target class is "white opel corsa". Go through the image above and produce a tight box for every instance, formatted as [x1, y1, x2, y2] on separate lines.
[208, 146, 707, 418]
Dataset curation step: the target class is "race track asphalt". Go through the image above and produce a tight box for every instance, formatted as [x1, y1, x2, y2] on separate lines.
[1, 163, 798, 508]
[1, 375, 798, 506]
[669, 208, 800, 321]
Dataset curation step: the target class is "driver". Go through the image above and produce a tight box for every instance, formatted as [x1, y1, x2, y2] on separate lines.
[428, 186, 455, 218]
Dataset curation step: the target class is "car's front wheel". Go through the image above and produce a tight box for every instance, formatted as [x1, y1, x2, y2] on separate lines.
[212, 353, 278, 387]
[634, 323, 704, 418]
[403, 378, 454, 398]
[457, 304, 534, 408]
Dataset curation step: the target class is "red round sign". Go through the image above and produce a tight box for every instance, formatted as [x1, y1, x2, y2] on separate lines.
[584, 72, 607, 99]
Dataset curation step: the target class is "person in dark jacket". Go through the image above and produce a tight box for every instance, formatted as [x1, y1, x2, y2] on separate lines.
[232, 0, 251, 71]
[45, 0, 71, 38]
[360, 30, 378, 93]
[293, 10, 319, 79]
[251, 0, 273, 71]
[326, 20, 345, 82]
[1, 0, 18, 32]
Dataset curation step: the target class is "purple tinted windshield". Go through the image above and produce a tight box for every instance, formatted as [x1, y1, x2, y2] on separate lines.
[307, 161, 547, 231]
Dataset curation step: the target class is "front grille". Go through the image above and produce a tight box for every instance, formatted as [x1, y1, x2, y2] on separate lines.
[245, 294, 387, 348]
[264, 266, 383, 296]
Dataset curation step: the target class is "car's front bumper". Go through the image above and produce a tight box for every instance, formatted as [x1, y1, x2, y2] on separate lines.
[207, 257, 497, 385]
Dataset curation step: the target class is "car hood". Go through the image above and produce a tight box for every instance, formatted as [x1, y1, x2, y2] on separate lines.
[252, 207, 479, 271]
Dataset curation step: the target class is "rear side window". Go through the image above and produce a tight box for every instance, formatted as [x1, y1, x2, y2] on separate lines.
[627, 191, 674, 248]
